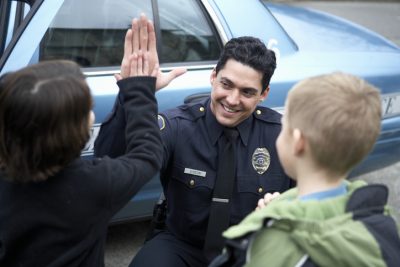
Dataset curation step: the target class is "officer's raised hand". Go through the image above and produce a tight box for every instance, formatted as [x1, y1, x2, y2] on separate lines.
[116, 14, 186, 90]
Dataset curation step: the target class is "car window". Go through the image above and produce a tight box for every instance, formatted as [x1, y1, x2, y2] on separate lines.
[39, 0, 152, 67]
[157, 0, 221, 63]
[38, 0, 221, 68]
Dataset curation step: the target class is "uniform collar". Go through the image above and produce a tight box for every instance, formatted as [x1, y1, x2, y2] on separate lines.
[237, 115, 252, 146]
[205, 98, 252, 146]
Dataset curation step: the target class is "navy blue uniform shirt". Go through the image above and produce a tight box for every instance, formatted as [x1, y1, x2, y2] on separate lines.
[158, 97, 294, 248]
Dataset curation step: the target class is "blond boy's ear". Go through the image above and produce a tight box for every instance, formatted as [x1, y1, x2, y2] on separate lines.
[293, 128, 306, 155]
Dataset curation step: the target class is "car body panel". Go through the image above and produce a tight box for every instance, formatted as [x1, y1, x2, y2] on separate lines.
[211, 0, 298, 57]
[266, 2, 399, 52]
[1, 0, 399, 222]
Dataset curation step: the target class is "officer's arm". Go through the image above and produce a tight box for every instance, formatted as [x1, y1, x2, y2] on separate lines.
[158, 113, 177, 190]
[94, 93, 127, 158]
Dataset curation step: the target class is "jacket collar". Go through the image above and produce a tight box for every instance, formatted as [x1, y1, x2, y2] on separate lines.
[205, 98, 252, 146]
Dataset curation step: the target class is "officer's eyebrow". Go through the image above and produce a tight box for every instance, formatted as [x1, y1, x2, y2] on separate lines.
[220, 77, 259, 95]
[241, 87, 259, 95]
[220, 77, 233, 86]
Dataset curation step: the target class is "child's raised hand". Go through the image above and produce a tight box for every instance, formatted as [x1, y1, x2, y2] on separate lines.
[127, 51, 158, 78]
[115, 14, 186, 90]
[255, 192, 280, 211]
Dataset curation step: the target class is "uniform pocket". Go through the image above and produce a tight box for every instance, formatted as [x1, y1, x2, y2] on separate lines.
[168, 164, 216, 210]
[170, 164, 215, 190]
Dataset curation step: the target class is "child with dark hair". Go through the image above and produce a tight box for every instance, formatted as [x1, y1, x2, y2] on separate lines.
[0, 60, 94, 182]
[0, 48, 161, 265]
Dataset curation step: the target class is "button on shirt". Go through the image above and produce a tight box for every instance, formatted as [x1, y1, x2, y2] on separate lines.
[159, 98, 294, 248]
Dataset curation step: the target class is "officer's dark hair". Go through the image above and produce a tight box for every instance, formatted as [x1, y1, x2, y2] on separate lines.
[215, 36, 276, 92]
[0, 60, 92, 183]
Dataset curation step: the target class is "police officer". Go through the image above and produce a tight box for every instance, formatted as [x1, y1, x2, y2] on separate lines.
[95, 15, 294, 267]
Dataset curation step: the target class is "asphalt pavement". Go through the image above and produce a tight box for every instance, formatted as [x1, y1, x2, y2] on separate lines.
[105, 2, 400, 267]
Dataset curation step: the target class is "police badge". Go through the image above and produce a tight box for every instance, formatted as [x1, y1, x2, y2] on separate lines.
[252, 147, 270, 174]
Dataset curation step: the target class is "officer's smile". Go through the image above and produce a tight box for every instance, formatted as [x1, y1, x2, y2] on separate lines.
[210, 59, 266, 127]
[221, 103, 240, 113]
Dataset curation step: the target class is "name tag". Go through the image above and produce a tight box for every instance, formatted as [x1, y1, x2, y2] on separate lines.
[184, 168, 206, 177]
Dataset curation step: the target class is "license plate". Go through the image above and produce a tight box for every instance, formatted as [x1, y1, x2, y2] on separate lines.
[382, 93, 400, 118]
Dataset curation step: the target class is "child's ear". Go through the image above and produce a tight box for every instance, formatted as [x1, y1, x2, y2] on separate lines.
[293, 128, 305, 155]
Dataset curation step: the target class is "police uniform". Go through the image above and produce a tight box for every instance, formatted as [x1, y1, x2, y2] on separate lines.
[95, 96, 294, 267]
[158, 96, 293, 243]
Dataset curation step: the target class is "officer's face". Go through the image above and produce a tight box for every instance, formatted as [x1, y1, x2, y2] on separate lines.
[210, 59, 269, 127]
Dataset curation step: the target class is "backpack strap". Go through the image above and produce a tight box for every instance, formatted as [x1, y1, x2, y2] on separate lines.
[346, 184, 400, 267]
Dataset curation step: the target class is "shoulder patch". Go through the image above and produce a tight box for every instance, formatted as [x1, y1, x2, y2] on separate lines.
[162, 100, 207, 122]
[158, 114, 166, 130]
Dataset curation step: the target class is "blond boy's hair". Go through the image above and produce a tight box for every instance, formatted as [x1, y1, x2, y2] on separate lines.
[286, 72, 381, 176]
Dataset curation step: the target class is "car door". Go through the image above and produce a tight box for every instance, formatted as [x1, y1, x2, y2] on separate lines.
[0, 0, 224, 222]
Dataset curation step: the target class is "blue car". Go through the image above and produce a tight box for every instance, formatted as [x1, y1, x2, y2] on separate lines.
[1, 0, 399, 223]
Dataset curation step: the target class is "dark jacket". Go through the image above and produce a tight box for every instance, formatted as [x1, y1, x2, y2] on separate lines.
[159, 98, 294, 249]
[0, 77, 161, 267]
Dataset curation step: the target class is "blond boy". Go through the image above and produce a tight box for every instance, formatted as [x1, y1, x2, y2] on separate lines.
[210, 72, 400, 267]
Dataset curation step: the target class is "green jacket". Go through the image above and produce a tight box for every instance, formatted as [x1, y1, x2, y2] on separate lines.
[212, 180, 400, 267]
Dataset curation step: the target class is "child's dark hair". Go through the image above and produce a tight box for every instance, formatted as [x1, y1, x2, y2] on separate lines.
[215, 36, 276, 92]
[0, 60, 92, 182]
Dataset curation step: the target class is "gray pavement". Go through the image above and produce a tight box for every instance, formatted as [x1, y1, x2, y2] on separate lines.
[354, 162, 400, 222]
[105, 221, 148, 267]
[105, 2, 400, 266]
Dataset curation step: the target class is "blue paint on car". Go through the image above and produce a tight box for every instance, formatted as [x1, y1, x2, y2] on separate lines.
[1, 0, 399, 223]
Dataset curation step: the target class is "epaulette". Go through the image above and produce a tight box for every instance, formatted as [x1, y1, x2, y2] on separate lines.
[253, 106, 282, 124]
[161, 100, 207, 121]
